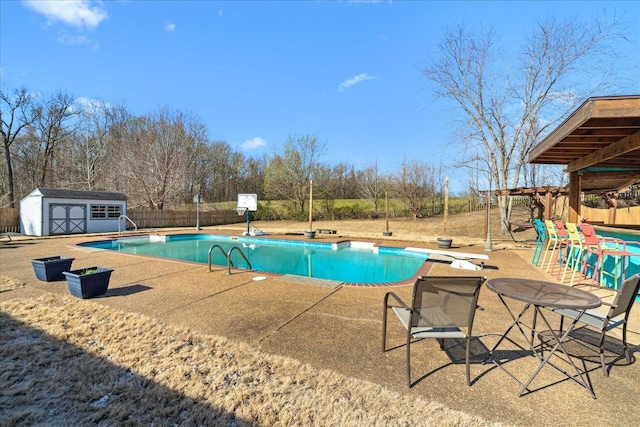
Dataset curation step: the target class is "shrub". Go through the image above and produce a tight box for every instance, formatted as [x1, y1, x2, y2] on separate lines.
[333, 203, 366, 220]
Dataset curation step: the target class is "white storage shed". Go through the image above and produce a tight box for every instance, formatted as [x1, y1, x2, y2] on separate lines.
[20, 188, 128, 236]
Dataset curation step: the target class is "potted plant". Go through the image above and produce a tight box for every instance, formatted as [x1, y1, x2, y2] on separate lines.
[437, 237, 453, 249]
[31, 256, 75, 282]
[63, 266, 113, 299]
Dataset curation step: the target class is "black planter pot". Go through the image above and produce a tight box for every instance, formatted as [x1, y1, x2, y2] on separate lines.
[383, 231, 393, 236]
[31, 256, 75, 281]
[63, 267, 113, 299]
[437, 238, 453, 249]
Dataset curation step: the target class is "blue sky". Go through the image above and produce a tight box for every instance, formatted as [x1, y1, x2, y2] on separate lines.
[2, 1, 639, 193]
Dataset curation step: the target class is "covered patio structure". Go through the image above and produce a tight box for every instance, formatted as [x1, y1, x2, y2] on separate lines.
[528, 95, 640, 223]
[494, 185, 568, 221]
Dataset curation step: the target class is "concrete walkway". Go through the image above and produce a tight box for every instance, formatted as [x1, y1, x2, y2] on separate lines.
[1, 228, 639, 426]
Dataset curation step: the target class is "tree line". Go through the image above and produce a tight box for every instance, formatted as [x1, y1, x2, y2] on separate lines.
[0, 88, 445, 219]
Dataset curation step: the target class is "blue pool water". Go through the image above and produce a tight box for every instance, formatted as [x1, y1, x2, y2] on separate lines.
[79, 234, 427, 284]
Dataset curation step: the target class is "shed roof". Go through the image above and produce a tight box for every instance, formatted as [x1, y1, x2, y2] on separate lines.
[33, 188, 128, 201]
[528, 95, 640, 192]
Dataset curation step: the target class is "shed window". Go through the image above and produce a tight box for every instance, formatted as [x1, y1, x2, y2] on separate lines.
[91, 204, 122, 219]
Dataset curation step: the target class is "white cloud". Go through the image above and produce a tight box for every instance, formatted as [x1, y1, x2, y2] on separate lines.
[23, 0, 108, 30]
[338, 73, 374, 92]
[166, 22, 176, 32]
[241, 137, 266, 151]
[57, 32, 91, 45]
[76, 97, 110, 112]
[549, 89, 580, 105]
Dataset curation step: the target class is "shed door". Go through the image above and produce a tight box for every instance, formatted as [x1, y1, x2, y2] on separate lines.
[50, 204, 86, 235]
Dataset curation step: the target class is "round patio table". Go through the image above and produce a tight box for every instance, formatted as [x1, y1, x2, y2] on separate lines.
[486, 278, 601, 398]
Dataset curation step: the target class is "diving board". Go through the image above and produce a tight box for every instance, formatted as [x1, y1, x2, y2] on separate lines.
[405, 247, 489, 271]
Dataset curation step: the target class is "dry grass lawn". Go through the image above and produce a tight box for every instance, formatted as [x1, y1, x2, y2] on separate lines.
[1, 294, 502, 426]
[0, 277, 25, 293]
[227, 207, 537, 248]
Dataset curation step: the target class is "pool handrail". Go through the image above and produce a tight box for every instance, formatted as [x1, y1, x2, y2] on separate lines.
[118, 215, 138, 234]
[208, 244, 228, 272]
[227, 246, 252, 275]
[207, 244, 253, 275]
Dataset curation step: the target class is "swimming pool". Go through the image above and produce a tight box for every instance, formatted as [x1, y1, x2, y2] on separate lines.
[79, 234, 428, 284]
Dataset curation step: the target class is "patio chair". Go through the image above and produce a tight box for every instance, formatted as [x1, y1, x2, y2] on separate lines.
[552, 273, 640, 376]
[382, 275, 487, 387]
[550, 220, 571, 275]
[578, 223, 640, 290]
[531, 219, 549, 266]
[542, 220, 569, 274]
[560, 223, 585, 285]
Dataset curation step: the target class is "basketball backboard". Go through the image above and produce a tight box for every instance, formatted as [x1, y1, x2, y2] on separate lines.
[237, 194, 258, 211]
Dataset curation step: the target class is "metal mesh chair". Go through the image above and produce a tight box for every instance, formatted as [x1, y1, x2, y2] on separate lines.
[382, 275, 486, 387]
[553, 274, 640, 376]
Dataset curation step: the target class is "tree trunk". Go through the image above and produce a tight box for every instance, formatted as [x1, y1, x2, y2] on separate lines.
[4, 145, 15, 208]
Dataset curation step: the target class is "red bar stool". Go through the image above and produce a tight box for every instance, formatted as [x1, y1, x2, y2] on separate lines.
[579, 223, 640, 290]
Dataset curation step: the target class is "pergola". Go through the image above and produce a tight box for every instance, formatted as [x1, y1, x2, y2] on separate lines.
[494, 186, 568, 221]
[528, 95, 640, 223]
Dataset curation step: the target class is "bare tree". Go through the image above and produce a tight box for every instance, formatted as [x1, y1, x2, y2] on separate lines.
[196, 140, 243, 202]
[242, 156, 266, 198]
[393, 159, 437, 220]
[422, 14, 627, 233]
[113, 107, 206, 209]
[0, 87, 37, 207]
[28, 91, 79, 187]
[264, 134, 325, 215]
[72, 99, 123, 190]
[358, 162, 384, 213]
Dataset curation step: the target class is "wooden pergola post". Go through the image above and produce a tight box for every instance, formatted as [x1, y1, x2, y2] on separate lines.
[568, 171, 581, 223]
[605, 194, 618, 225]
[545, 192, 554, 220]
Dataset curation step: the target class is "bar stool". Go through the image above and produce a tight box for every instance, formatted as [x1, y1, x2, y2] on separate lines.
[541, 219, 569, 274]
[579, 223, 621, 286]
[560, 223, 585, 285]
[580, 224, 640, 289]
[531, 219, 549, 267]
[548, 220, 570, 275]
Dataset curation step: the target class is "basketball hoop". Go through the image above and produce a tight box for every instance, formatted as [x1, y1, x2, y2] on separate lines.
[236, 207, 247, 216]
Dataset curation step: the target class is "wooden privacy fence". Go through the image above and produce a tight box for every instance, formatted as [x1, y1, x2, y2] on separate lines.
[0, 208, 20, 233]
[0, 208, 241, 233]
[581, 205, 640, 225]
[126, 209, 241, 229]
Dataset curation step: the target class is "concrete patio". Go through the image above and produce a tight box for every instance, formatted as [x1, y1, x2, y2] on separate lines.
[1, 227, 638, 426]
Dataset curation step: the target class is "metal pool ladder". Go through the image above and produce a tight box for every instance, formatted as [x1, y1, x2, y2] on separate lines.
[207, 244, 252, 275]
[118, 215, 138, 234]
